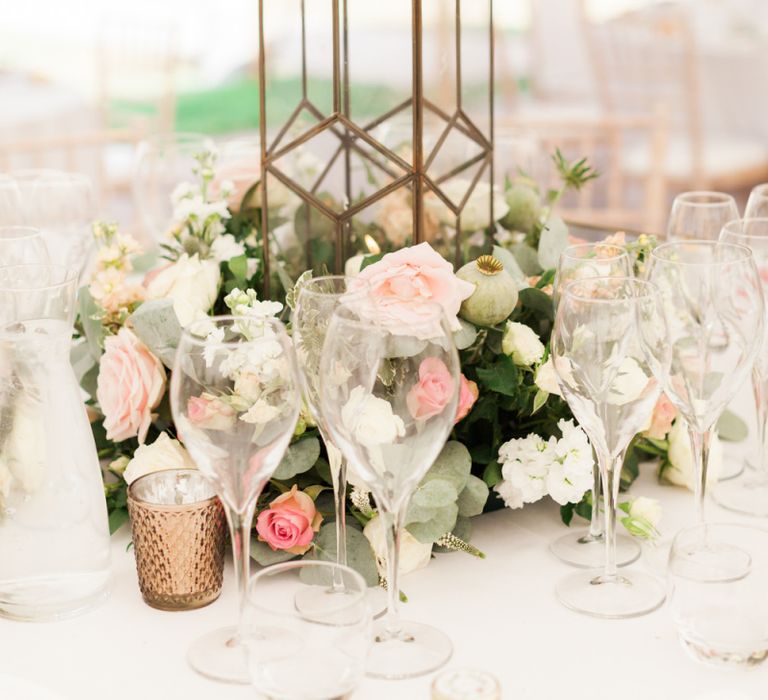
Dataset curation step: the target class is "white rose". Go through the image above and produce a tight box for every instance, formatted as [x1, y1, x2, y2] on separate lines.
[147, 253, 220, 327]
[363, 513, 433, 578]
[534, 356, 561, 396]
[664, 418, 723, 490]
[239, 399, 281, 425]
[502, 321, 545, 366]
[607, 357, 650, 406]
[341, 386, 406, 447]
[210, 233, 245, 263]
[629, 496, 662, 528]
[123, 432, 196, 485]
[428, 181, 510, 233]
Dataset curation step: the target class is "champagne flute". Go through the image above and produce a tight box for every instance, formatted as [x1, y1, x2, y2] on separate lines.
[714, 218, 768, 515]
[170, 315, 301, 684]
[550, 242, 640, 569]
[552, 277, 671, 618]
[647, 241, 764, 524]
[667, 191, 739, 242]
[746, 184, 768, 218]
[319, 300, 460, 679]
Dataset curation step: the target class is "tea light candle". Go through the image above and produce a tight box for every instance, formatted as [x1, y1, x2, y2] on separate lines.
[130, 469, 215, 506]
[431, 668, 501, 700]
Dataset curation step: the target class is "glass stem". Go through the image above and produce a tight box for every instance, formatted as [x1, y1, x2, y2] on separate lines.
[588, 458, 602, 540]
[688, 426, 713, 523]
[224, 502, 257, 638]
[598, 449, 624, 582]
[753, 371, 768, 477]
[381, 506, 405, 641]
[326, 439, 348, 575]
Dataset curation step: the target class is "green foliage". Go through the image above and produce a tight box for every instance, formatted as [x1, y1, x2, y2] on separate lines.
[272, 437, 322, 480]
[129, 300, 182, 369]
[552, 149, 600, 191]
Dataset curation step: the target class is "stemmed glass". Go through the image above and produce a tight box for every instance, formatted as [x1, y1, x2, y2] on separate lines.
[319, 301, 460, 679]
[550, 242, 640, 569]
[170, 315, 301, 683]
[0, 226, 49, 266]
[552, 277, 671, 618]
[714, 219, 768, 515]
[667, 191, 740, 242]
[746, 184, 768, 218]
[647, 241, 764, 524]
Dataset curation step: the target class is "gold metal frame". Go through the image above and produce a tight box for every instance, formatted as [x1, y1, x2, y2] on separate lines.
[258, 0, 494, 294]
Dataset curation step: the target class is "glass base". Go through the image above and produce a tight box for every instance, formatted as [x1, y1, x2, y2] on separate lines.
[366, 620, 452, 680]
[556, 569, 666, 619]
[713, 475, 768, 517]
[718, 456, 746, 482]
[294, 581, 388, 620]
[187, 625, 250, 685]
[0, 574, 109, 622]
[679, 633, 768, 669]
[549, 529, 641, 569]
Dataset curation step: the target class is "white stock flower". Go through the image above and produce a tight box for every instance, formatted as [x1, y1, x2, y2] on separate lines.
[546, 420, 593, 505]
[224, 287, 283, 319]
[363, 514, 433, 578]
[210, 233, 245, 262]
[495, 434, 553, 507]
[664, 418, 723, 490]
[341, 386, 405, 447]
[629, 496, 662, 528]
[123, 432, 196, 485]
[502, 321, 545, 367]
[534, 356, 561, 396]
[146, 254, 220, 327]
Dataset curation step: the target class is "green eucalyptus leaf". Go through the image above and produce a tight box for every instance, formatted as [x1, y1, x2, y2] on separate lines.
[717, 409, 749, 442]
[453, 318, 478, 350]
[308, 522, 378, 586]
[78, 286, 105, 360]
[128, 299, 182, 369]
[250, 537, 297, 566]
[406, 503, 459, 544]
[273, 437, 321, 480]
[538, 214, 569, 270]
[71, 339, 96, 392]
[510, 242, 542, 276]
[482, 461, 503, 488]
[422, 441, 472, 494]
[227, 254, 248, 283]
[457, 475, 489, 517]
[411, 479, 457, 509]
[359, 253, 385, 271]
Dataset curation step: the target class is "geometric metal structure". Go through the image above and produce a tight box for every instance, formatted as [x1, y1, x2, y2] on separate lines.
[258, 0, 494, 294]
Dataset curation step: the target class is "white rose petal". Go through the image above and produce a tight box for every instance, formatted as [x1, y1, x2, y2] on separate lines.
[146, 254, 220, 327]
[502, 321, 545, 366]
[363, 513, 432, 578]
[341, 386, 406, 447]
[665, 418, 723, 491]
[629, 496, 662, 528]
[210, 233, 245, 262]
[534, 356, 561, 396]
[124, 433, 196, 485]
[240, 399, 281, 425]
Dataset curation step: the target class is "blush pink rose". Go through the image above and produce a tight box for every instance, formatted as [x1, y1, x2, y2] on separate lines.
[406, 357, 455, 420]
[455, 374, 479, 423]
[96, 328, 166, 443]
[187, 393, 236, 431]
[256, 485, 323, 554]
[349, 242, 474, 339]
[645, 392, 677, 439]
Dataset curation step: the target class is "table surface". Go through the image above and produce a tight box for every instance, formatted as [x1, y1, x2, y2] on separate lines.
[1, 433, 766, 700]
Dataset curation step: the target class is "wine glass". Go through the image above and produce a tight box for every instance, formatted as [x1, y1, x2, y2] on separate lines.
[714, 219, 768, 515]
[647, 241, 764, 524]
[170, 315, 301, 683]
[242, 560, 372, 699]
[746, 184, 768, 218]
[666, 191, 739, 242]
[319, 300, 460, 679]
[551, 277, 671, 618]
[550, 243, 640, 568]
[0, 226, 49, 266]
[133, 132, 208, 242]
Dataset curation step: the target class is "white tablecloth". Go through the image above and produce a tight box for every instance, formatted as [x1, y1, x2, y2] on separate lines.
[0, 443, 765, 700]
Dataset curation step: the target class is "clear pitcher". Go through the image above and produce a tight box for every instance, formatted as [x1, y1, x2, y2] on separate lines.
[0, 264, 111, 620]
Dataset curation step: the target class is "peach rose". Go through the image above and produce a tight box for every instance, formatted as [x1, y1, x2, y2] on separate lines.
[96, 328, 166, 443]
[406, 357, 455, 420]
[455, 374, 479, 423]
[187, 393, 236, 431]
[644, 392, 677, 439]
[349, 242, 474, 339]
[256, 485, 322, 554]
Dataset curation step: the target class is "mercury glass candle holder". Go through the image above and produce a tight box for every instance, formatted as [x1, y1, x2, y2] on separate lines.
[127, 469, 226, 611]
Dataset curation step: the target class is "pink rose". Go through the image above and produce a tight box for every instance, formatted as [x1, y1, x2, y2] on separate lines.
[645, 392, 677, 439]
[455, 374, 479, 423]
[256, 485, 322, 554]
[187, 393, 236, 431]
[96, 328, 166, 443]
[349, 242, 474, 339]
[406, 357, 456, 420]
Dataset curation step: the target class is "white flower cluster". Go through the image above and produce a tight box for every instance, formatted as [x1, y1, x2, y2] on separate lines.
[494, 419, 593, 509]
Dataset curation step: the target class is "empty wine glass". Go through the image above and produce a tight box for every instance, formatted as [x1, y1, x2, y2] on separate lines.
[243, 560, 372, 699]
[319, 301, 459, 679]
[667, 191, 739, 242]
[134, 132, 208, 242]
[550, 242, 640, 569]
[170, 315, 301, 683]
[647, 241, 764, 524]
[551, 277, 671, 618]
[746, 184, 768, 218]
[0, 226, 49, 266]
[714, 219, 768, 516]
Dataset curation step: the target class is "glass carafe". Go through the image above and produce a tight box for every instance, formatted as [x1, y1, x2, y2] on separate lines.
[0, 264, 111, 620]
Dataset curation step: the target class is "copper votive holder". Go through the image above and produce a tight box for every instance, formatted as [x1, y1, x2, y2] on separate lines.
[127, 469, 226, 611]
